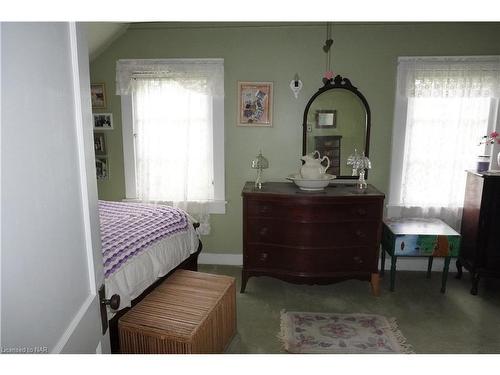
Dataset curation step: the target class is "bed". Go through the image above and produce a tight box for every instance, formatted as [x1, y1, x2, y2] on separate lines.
[98, 200, 202, 352]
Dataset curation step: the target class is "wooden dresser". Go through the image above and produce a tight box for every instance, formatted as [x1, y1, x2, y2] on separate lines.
[457, 170, 500, 295]
[241, 182, 385, 295]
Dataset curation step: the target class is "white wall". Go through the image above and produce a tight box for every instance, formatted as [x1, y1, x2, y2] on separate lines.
[1, 23, 103, 352]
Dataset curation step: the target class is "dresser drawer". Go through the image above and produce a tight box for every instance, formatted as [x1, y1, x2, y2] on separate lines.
[246, 199, 381, 222]
[485, 256, 500, 271]
[247, 218, 380, 247]
[245, 244, 377, 273]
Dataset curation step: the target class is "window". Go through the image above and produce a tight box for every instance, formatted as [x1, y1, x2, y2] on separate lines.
[117, 59, 225, 230]
[388, 57, 500, 229]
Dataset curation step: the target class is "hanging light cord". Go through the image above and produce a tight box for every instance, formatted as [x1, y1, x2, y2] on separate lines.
[324, 22, 334, 73]
[326, 23, 330, 72]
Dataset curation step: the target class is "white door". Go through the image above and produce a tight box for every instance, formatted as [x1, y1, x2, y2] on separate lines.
[1, 22, 108, 353]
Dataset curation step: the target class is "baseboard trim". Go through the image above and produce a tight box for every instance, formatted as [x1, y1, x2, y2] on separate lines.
[198, 252, 458, 272]
[199, 253, 243, 266]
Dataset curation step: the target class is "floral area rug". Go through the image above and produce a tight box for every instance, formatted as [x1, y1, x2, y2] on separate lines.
[279, 311, 414, 354]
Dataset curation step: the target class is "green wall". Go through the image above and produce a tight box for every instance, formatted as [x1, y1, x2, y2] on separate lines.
[90, 22, 500, 254]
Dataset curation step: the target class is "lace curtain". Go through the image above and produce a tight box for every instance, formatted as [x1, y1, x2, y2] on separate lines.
[116, 59, 224, 98]
[116, 60, 224, 235]
[400, 57, 500, 98]
[394, 57, 500, 230]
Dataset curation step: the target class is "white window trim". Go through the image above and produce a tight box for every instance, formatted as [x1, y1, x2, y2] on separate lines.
[121, 95, 137, 200]
[487, 98, 500, 171]
[387, 74, 409, 214]
[121, 71, 226, 214]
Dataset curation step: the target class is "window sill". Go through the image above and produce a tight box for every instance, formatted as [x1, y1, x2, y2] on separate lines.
[208, 200, 227, 214]
[122, 198, 227, 214]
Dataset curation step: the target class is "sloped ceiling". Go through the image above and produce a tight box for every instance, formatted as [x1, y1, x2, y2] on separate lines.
[85, 22, 130, 61]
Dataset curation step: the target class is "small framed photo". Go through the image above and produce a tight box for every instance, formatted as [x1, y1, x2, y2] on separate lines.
[91, 83, 106, 109]
[93, 113, 113, 130]
[93, 132, 107, 156]
[316, 110, 337, 129]
[238, 81, 273, 127]
[95, 157, 109, 180]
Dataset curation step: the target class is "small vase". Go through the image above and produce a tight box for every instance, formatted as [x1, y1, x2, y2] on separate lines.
[476, 155, 490, 173]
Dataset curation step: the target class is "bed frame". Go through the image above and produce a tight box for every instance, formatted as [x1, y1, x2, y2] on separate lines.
[109, 227, 202, 353]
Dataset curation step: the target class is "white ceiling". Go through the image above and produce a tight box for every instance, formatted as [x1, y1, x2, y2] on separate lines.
[85, 22, 130, 61]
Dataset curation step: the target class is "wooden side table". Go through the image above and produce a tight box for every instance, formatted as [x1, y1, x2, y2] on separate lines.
[380, 218, 461, 293]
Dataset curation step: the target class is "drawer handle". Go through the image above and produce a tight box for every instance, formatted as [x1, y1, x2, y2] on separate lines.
[355, 229, 366, 238]
[356, 208, 367, 216]
[259, 227, 269, 236]
[353, 256, 363, 264]
[260, 253, 268, 262]
[259, 205, 270, 214]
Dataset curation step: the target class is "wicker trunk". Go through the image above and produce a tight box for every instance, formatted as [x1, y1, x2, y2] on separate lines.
[118, 270, 236, 354]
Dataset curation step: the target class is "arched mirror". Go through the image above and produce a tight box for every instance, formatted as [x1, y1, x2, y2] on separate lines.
[302, 75, 371, 179]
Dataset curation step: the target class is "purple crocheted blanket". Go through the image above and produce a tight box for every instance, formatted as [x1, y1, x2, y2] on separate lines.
[98, 200, 189, 278]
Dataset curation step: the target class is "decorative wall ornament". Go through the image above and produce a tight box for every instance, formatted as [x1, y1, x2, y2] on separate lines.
[289, 73, 303, 99]
[322, 22, 335, 84]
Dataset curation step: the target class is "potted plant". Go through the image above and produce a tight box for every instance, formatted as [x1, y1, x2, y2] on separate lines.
[478, 131, 500, 171]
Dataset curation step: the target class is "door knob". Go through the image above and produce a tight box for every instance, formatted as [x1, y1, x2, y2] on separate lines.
[101, 294, 120, 310]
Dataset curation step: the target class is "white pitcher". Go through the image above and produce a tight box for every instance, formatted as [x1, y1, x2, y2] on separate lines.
[300, 150, 330, 179]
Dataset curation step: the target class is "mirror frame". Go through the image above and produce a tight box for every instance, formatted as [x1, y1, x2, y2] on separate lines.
[302, 74, 371, 179]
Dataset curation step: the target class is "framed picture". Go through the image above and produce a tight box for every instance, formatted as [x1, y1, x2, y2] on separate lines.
[91, 83, 106, 109]
[95, 157, 109, 180]
[93, 113, 113, 130]
[316, 110, 337, 129]
[238, 81, 273, 127]
[93, 132, 107, 156]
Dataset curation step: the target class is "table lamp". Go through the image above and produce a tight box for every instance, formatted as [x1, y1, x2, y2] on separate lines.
[251, 151, 269, 189]
[347, 149, 371, 190]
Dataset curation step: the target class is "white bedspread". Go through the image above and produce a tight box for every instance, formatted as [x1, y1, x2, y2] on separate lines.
[105, 221, 199, 315]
